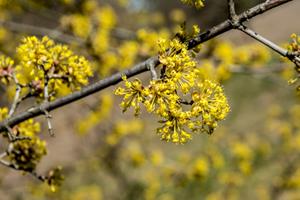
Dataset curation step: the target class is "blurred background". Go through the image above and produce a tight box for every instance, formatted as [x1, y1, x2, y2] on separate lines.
[0, 0, 300, 199]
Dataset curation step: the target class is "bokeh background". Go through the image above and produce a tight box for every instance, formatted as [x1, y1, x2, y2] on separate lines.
[0, 0, 300, 199]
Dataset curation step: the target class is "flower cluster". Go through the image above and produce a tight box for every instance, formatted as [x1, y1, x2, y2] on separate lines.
[197, 40, 272, 82]
[288, 33, 300, 54]
[46, 166, 64, 192]
[115, 37, 230, 143]
[60, 14, 91, 39]
[0, 106, 47, 171]
[0, 55, 14, 84]
[76, 93, 113, 135]
[106, 119, 143, 146]
[7, 119, 47, 171]
[286, 34, 300, 91]
[16, 36, 92, 98]
[8, 137, 47, 171]
[0, 107, 8, 120]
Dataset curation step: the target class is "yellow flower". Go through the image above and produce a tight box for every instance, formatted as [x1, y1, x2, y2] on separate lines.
[8, 137, 47, 171]
[16, 36, 92, 99]
[0, 55, 14, 84]
[0, 107, 8, 121]
[60, 14, 91, 38]
[191, 157, 209, 179]
[115, 77, 148, 116]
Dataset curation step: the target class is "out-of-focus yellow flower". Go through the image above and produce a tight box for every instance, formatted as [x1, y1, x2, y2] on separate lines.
[118, 41, 139, 69]
[234, 44, 271, 67]
[190, 157, 209, 179]
[69, 185, 102, 200]
[106, 119, 143, 145]
[0, 107, 8, 121]
[150, 150, 164, 166]
[95, 6, 116, 30]
[218, 171, 243, 186]
[137, 29, 170, 56]
[60, 14, 91, 39]
[124, 142, 146, 167]
[170, 9, 186, 23]
[76, 93, 113, 135]
[231, 142, 253, 161]
[144, 178, 160, 200]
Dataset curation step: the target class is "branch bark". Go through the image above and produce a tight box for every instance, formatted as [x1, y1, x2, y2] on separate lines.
[0, 0, 294, 133]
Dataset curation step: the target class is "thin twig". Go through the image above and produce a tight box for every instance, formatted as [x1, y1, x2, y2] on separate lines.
[226, 0, 300, 67]
[179, 99, 194, 105]
[228, 0, 237, 20]
[8, 74, 22, 117]
[4, 125, 31, 142]
[148, 59, 158, 80]
[237, 25, 300, 66]
[0, 0, 294, 133]
[43, 77, 54, 136]
[5, 125, 15, 142]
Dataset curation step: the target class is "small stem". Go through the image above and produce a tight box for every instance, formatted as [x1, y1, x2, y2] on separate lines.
[5, 125, 15, 142]
[238, 25, 287, 56]
[4, 125, 31, 142]
[179, 99, 194, 105]
[148, 59, 158, 80]
[43, 77, 54, 136]
[0, 153, 46, 183]
[8, 74, 22, 117]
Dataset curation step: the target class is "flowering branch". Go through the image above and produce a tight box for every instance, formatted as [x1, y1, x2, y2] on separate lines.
[0, 0, 294, 133]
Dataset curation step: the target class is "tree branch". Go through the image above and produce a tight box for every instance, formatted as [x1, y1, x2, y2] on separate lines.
[228, 0, 237, 20]
[237, 25, 300, 66]
[0, 0, 294, 133]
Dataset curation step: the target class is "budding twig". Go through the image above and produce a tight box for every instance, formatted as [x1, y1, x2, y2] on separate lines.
[8, 74, 22, 117]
